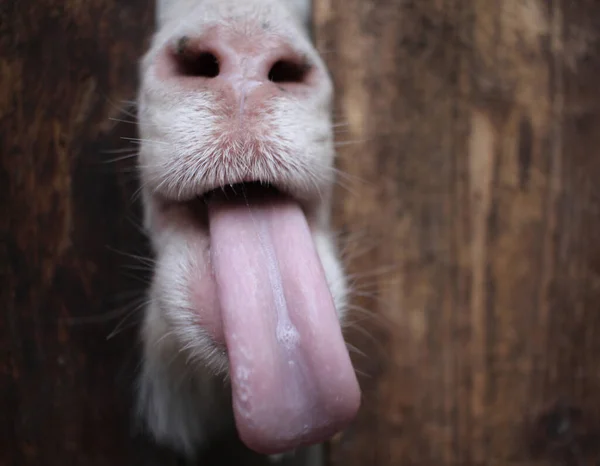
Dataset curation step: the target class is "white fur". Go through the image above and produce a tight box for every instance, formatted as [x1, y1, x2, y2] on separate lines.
[136, 0, 347, 460]
[156, 0, 312, 29]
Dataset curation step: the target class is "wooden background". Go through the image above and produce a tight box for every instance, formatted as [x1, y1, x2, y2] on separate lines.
[3, 0, 600, 465]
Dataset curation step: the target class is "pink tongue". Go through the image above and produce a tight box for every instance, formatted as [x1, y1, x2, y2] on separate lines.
[208, 195, 360, 454]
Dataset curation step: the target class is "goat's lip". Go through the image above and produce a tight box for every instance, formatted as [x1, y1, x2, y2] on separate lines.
[198, 181, 319, 222]
[150, 180, 316, 232]
[153, 181, 290, 207]
[201, 181, 285, 204]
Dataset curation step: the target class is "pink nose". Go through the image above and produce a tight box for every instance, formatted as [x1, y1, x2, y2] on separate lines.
[162, 26, 316, 109]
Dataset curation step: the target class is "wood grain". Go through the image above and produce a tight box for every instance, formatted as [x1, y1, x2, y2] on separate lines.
[315, 0, 600, 465]
[3, 0, 600, 465]
[0, 1, 174, 465]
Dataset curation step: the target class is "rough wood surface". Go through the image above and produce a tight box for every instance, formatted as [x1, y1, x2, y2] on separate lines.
[315, 0, 600, 465]
[3, 0, 600, 465]
[0, 1, 172, 465]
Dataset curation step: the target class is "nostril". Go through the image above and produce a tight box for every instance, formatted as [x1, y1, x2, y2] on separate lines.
[268, 59, 311, 84]
[172, 37, 220, 78]
[176, 51, 220, 78]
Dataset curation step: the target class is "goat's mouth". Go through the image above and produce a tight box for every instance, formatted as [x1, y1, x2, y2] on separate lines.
[147, 178, 361, 454]
[200, 178, 361, 455]
[175, 180, 318, 227]
[202, 181, 285, 204]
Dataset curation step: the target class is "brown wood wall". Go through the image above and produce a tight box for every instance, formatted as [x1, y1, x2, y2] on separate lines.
[3, 0, 600, 465]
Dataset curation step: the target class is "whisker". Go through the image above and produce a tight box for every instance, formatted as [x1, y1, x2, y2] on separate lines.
[109, 117, 138, 125]
[315, 48, 338, 56]
[346, 264, 399, 282]
[105, 246, 156, 266]
[118, 271, 153, 286]
[100, 96, 140, 132]
[345, 341, 368, 359]
[330, 166, 370, 186]
[131, 175, 156, 204]
[332, 121, 349, 128]
[335, 139, 369, 148]
[121, 137, 170, 146]
[107, 319, 144, 340]
[121, 264, 155, 273]
[345, 303, 395, 330]
[101, 147, 140, 155]
[343, 320, 391, 363]
[125, 213, 150, 238]
[306, 165, 360, 198]
[331, 177, 360, 198]
[353, 367, 371, 379]
[102, 153, 140, 164]
[347, 277, 400, 294]
[106, 298, 151, 340]
[339, 241, 379, 265]
[117, 100, 139, 119]
[66, 302, 144, 325]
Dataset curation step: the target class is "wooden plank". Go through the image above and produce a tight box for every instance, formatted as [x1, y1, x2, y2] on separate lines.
[314, 0, 600, 465]
[0, 1, 182, 464]
[4, 0, 600, 465]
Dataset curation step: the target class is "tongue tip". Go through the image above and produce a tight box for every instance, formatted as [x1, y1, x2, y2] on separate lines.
[240, 434, 325, 456]
[239, 421, 353, 456]
[236, 389, 362, 455]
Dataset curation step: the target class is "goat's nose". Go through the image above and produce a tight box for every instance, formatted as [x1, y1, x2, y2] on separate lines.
[162, 26, 315, 106]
